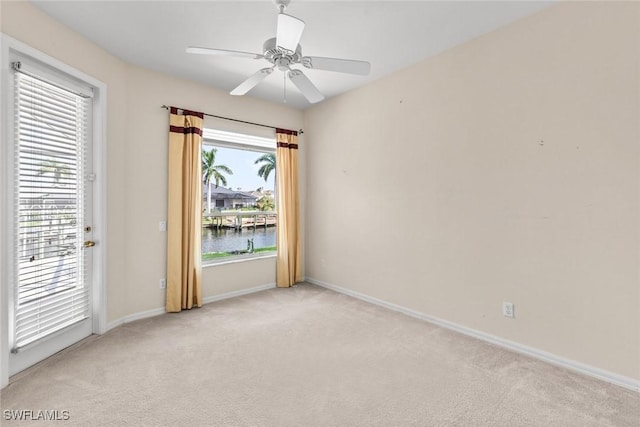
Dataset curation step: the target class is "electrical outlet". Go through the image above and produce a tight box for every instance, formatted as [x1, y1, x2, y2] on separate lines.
[159, 221, 167, 232]
[503, 302, 514, 318]
[159, 278, 166, 289]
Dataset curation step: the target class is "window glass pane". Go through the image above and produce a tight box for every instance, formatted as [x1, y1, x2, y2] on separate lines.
[202, 134, 276, 263]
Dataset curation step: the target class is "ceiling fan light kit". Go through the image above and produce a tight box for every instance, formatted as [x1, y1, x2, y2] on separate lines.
[186, 0, 371, 104]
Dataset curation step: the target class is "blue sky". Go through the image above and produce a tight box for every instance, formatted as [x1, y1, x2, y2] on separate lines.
[206, 146, 274, 193]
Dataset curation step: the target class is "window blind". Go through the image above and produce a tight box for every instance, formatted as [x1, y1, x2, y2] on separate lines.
[12, 65, 92, 351]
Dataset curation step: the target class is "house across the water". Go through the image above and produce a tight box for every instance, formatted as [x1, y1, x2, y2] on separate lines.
[204, 186, 257, 210]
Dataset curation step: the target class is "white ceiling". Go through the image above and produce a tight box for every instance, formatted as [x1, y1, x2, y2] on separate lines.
[32, 0, 554, 110]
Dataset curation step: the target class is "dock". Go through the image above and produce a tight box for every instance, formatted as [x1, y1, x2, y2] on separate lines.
[204, 210, 277, 230]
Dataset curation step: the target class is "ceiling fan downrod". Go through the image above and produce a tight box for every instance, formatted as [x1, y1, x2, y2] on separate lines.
[274, 0, 290, 14]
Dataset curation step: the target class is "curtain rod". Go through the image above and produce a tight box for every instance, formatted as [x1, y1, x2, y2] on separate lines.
[161, 105, 303, 134]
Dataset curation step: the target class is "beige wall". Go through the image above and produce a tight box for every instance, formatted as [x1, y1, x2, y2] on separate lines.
[1, 1, 303, 322]
[304, 2, 640, 381]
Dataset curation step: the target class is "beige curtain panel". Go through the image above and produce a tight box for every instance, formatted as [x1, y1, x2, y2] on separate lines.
[166, 107, 203, 312]
[275, 129, 302, 287]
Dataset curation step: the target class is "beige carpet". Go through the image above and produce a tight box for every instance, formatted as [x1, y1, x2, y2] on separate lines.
[1, 283, 638, 426]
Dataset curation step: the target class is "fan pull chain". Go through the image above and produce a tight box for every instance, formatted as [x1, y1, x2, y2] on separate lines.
[283, 72, 287, 103]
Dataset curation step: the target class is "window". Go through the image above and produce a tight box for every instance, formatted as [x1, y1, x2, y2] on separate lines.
[201, 129, 276, 263]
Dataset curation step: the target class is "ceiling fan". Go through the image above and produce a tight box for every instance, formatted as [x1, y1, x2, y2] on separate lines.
[186, 0, 371, 104]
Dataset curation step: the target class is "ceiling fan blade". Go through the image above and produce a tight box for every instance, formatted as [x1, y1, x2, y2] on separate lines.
[288, 69, 324, 104]
[276, 14, 305, 52]
[186, 46, 263, 60]
[302, 56, 371, 76]
[230, 68, 274, 96]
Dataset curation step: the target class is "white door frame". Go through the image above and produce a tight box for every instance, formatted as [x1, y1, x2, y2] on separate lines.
[0, 33, 108, 389]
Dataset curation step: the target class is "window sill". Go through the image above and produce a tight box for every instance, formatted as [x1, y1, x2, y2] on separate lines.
[202, 252, 276, 268]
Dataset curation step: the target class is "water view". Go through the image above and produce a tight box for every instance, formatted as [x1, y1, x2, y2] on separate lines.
[202, 226, 276, 254]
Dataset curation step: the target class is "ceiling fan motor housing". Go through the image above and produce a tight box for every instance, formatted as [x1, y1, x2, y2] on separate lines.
[263, 37, 301, 68]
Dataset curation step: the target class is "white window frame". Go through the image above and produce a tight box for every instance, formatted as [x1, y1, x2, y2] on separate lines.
[201, 128, 277, 266]
[0, 33, 108, 388]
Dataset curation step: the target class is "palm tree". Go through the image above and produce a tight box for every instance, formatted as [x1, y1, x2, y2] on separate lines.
[254, 153, 276, 182]
[202, 148, 233, 213]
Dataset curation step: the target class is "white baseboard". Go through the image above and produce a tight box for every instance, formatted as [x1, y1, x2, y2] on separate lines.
[202, 283, 276, 305]
[106, 306, 165, 332]
[106, 283, 276, 332]
[305, 277, 640, 393]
